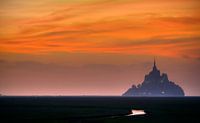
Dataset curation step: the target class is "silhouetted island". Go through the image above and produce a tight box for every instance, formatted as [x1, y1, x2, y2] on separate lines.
[123, 60, 185, 96]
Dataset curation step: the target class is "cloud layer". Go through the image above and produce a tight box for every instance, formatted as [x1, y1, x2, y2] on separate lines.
[0, 0, 200, 59]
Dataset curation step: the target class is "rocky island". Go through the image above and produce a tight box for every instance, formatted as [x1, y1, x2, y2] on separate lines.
[123, 60, 185, 96]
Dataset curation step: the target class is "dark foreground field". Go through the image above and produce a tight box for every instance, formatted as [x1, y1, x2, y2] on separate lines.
[0, 96, 200, 123]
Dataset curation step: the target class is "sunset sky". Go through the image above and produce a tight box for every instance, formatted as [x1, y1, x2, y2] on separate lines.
[0, 0, 200, 96]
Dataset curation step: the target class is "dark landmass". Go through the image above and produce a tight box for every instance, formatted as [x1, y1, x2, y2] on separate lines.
[123, 60, 185, 96]
[0, 96, 200, 123]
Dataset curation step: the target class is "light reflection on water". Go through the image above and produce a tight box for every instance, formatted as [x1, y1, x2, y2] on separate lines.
[127, 109, 146, 116]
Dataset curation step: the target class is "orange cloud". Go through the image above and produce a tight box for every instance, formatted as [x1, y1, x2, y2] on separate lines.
[0, 0, 200, 59]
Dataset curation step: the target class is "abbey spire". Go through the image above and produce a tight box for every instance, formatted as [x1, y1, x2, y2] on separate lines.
[153, 58, 158, 71]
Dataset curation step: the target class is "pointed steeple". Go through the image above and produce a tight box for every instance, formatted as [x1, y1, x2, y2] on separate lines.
[153, 58, 158, 71]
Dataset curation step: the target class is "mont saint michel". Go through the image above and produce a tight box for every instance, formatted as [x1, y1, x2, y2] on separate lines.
[123, 60, 185, 96]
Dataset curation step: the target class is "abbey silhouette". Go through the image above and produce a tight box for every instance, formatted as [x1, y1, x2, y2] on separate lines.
[123, 60, 185, 96]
